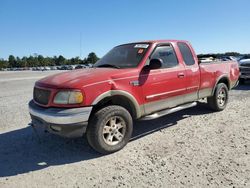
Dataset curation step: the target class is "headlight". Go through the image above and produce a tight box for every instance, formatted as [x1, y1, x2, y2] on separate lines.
[53, 91, 83, 104]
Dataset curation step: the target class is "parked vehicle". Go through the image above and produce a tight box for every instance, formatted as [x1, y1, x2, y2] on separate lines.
[75, 65, 83, 69]
[87, 64, 93, 68]
[29, 40, 240, 154]
[239, 55, 250, 61]
[238, 59, 250, 84]
[37, 67, 43, 71]
[75, 65, 86, 69]
[67, 65, 73, 70]
[58, 65, 68, 70]
[42, 66, 51, 71]
[50, 66, 57, 70]
[220, 56, 238, 61]
[56, 66, 62, 70]
[199, 57, 214, 63]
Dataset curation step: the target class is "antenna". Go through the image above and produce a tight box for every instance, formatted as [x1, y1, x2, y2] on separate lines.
[80, 32, 82, 59]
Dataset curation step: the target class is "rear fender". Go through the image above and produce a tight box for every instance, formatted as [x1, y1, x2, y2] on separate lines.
[212, 75, 230, 95]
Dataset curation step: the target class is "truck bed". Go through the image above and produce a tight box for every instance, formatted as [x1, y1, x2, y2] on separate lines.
[198, 60, 239, 98]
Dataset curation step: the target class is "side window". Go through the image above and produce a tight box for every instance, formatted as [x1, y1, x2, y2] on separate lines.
[177, 42, 195, 66]
[151, 45, 179, 68]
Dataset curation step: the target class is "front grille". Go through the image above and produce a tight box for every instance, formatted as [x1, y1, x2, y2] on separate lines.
[33, 87, 51, 105]
[240, 67, 250, 70]
[242, 73, 250, 75]
[241, 64, 250, 68]
[240, 66, 250, 74]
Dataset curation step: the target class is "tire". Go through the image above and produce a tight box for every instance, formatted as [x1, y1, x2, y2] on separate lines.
[207, 83, 229, 111]
[86, 105, 133, 154]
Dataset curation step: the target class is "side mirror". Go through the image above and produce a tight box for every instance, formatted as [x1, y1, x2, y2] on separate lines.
[149, 58, 163, 69]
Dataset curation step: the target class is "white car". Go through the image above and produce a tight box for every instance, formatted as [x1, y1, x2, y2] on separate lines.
[43, 66, 51, 71]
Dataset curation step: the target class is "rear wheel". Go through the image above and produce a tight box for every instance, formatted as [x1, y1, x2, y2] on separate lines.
[207, 83, 228, 111]
[86, 105, 133, 154]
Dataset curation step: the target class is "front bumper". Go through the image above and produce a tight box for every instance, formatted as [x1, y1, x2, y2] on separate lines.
[239, 66, 250, 79]
[240, 74, 250, 79]
[28, 100, 92, 138]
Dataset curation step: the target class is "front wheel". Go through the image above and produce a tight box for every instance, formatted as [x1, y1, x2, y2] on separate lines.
[86, 105, 133, 154]
[207, 83, 229, 111]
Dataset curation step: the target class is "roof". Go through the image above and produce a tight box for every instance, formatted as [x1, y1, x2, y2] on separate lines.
[115, 40, 190, 48]
[138, 39, 189, 44]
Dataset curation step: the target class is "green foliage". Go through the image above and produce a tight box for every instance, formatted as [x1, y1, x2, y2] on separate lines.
[0, 52, 99, 68]
[56, 55, 66, 65]
[8, 55, 16, 68]
[224, 52, 241, 56]
[86, 52, 100, 64]
[0, 58, 9, 69]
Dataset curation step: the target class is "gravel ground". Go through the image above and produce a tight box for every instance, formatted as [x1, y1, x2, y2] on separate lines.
[0, 71, 249, 188]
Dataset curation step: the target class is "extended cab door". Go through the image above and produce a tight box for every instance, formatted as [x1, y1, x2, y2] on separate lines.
[177, 42, 200, 103]
[140, 44, 187, 115]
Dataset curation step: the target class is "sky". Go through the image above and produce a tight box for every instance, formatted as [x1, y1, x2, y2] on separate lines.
[0, 0, 250, 59]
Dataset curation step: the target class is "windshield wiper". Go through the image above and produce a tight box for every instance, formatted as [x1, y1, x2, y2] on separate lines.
[95, 64, 121, 69]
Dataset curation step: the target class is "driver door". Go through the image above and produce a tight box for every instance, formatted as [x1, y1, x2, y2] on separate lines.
[140, 44, 187, 115]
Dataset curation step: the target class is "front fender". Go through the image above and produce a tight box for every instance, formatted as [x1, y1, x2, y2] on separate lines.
[92, 90, 142, 118]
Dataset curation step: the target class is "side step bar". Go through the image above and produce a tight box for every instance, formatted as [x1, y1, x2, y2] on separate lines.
[141, 102, 197, 120]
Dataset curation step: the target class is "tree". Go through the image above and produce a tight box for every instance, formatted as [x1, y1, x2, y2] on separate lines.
[69, 57, 82, 65]
[56, 55, 66, 65]
[86, 52, 99, 64]
[51, 56, 57, 66]
[8, 55, 17, 68]
[44, 57, 52, 66]
[27, 55, 39, 67]
[22, 56, 28, 67]
[38, 55, 44, 66]
[225, 52, 241, 56]
[16, 56, 22, 67]
[82, 58, 87, 64]
[0, 59, 8, 69]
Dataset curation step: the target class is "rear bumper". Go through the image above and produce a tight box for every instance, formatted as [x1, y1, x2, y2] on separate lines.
[28, 100, 92, 138]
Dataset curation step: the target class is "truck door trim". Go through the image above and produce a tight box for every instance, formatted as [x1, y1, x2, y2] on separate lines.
[146, 88, 186, 100]
[144, 92, 198, 115]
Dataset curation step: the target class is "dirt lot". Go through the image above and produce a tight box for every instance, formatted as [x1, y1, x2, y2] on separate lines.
[0, 71, 249, 187]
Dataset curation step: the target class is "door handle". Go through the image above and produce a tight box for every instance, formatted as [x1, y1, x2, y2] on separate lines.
[177, 73, 185, 78]
[130, 80, 140, 86]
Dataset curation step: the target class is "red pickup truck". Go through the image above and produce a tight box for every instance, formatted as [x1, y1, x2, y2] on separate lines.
[29, 40, 239, 154]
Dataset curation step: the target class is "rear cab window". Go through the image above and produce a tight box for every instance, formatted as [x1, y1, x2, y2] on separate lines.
[177, 42, 195, 66]
[150, 44, 179, 68]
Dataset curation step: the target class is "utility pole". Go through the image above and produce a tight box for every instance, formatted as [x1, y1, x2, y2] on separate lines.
[80, 32, 82, 59]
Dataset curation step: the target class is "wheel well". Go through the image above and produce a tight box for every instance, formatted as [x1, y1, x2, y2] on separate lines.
[217, 77, 230, 89]
[91, 95, 137, 119]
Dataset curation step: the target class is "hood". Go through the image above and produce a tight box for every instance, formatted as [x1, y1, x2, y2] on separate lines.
[240, 59, 250, 67]
[36, 68, 137, 89]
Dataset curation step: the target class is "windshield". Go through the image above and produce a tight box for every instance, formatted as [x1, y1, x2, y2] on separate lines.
[94, 43, 150, 68]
